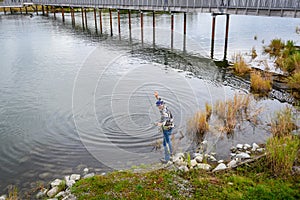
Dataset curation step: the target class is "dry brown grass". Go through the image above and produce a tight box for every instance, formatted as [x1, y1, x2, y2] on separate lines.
[214, 94, 252, 134]
[187, 111, 209, 143]
[232, 53, 251, 76]
[271, 107, 297, 138]
[250, 71, 272, 94]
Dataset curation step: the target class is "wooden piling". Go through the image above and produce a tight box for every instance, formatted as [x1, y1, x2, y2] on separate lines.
[46, 6, 49, 17]
[99, 9, 102, 34]
[171, 13, 174, 50]
[128, 10, 132, 41]
[53, 7, 56, 20]
[42, 5, 44, 16]
[183, 12, 187, 52]
[25, 6, 28, 15]
[71, 7, 75, 25]
[36, 5, 38, 15]
[81, 7, 85, 29]
[94, 8, 97, 32]
[223, 14, 230, 61]
[118, 10, 121, 36]
[10, 8, 12, 14]
[183, 12, 187, 35]
[140, 11, 144, 45]
[109, 9, 113, 36]
[62, 7, 65, 23]
[84, 8, 88, 29]
[211, 15, 216, 59]
[3, 7, 6, 15]
[153, 11, 155, 47]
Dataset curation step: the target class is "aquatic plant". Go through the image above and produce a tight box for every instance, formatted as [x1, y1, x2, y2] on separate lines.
[270, 107, 296, 138]
[214, 94, 254, 134]
[7, 186, 18, 200]
[264, 38, 285, 57]
[250, 71, 272, 94]
[232, 53, 251, 76]
[187, 111, 209, 143]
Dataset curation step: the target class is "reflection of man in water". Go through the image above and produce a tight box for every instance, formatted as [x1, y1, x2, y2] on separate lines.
[164, 0, 168, 11]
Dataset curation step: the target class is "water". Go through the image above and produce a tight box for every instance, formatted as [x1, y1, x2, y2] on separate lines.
[0, 11, 299, 195]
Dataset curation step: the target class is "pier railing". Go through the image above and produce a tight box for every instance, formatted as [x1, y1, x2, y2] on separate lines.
[3, 0, 300, 10]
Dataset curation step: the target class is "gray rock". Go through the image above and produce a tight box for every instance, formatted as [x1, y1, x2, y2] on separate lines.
[192, 153, 202, 159]
[55, 191, 66, 198]
[190, 159, 197, 168]
[0, 195, 6, 200]
[178, 165, 189, 172]
[83, 173, 95, 179]
[47, 198, 58, 200]
[209, 155, 217, 162]
[83, 168, 89, 174]
[62, 194, 77, 200]
[36, 188, 47, 199]
[292, 166, 300, 174]
[236, 144, 243, 149]
[47, 186, 59, 198]
[101, 172, 106, 176]
[195, 155, 203, 163]
[70, 174, 81, 181]
[51, 179, 62, 188]
[244, 144, 251, 149]
[212, 163, 227, 172]
[218, 160, 224, 163]
[227, 159, 237, 168]
[66, 180, 76, 188]
[196, 163, 211, 170]
[230, 146, 237, 152]
[230, 153, 236, 157]
[65, 175, 70, 182]
[236, 152, 251, 159]
[252, 143, 259, 151]
[256, 148, 265, 152]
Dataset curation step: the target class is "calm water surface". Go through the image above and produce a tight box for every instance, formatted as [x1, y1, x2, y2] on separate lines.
[0, 12, 299, 194]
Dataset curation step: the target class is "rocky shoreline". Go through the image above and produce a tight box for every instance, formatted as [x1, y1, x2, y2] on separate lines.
[0, 141, 269, 200]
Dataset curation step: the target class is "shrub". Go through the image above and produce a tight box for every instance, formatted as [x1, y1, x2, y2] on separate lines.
[270, 107, 296, 138]
[267, 107, 300, 177]
[232, 53, 251, 76]
[287, 72, 300, 90]
[266, 135, 300, 177]
[250, 71, 272, 94]
[251, 47, 258, 59]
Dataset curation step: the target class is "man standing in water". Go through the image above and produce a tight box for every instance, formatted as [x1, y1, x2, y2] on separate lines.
[154, 91, 174, 163]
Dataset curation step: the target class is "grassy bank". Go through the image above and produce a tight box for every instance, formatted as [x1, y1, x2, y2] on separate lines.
[71, 157, 300, 200]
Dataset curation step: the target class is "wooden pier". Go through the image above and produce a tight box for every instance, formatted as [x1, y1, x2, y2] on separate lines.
[1, 0, 300, 60]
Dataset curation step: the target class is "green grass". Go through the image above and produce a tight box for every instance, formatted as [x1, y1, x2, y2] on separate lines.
[71, 158, 300, 200]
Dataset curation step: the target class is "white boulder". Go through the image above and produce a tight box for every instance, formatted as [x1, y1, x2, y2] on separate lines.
[70, 174, 81, 181]
[178, 165, 189, 172]
[196, 163, 211, 170]
[195, 155, 203, 163]
[236, 144, 243, 149]
[252, 143, 259, 151]
[190, 159, 198, 168]
[227, 159, 237, 168]
[51, 179, 62, 188]
[83, 173, 95, 179]
[47, 186, 59, 198]
[236, 152, 251, 159]
[213, 163, 227, 172]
